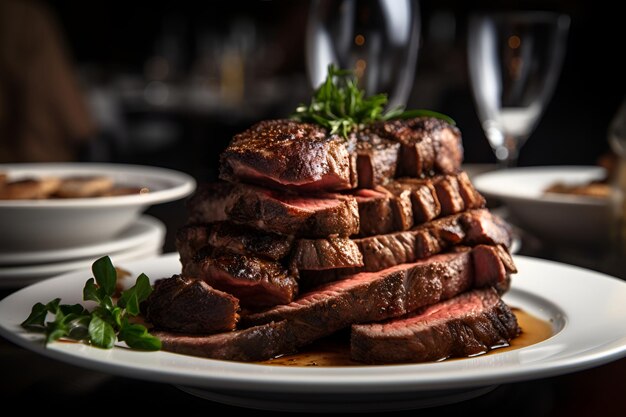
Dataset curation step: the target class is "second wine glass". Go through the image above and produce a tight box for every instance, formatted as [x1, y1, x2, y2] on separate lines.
[306, 0, 421, 109]
[468, 12, 570, 166]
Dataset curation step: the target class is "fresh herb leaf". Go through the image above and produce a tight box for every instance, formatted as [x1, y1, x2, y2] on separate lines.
[118, 321, 161, 351]
[92, 256, 116, 297]
[118, 273, 152, 316]
[88, 315, 116, 349]
[291, 64, 455, 137]
[21, 256, 160, 352]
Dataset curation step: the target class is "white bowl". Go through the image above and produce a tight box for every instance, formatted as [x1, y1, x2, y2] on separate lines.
[0, 163, 195, 251]
[473, 166, 613, 246]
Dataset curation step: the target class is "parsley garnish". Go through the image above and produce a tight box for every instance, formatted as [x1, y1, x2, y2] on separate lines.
[21, 256, 160, 351]
[291, 64, 455, 137]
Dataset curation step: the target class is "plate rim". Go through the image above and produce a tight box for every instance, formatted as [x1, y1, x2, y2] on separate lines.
[0, 215, 165, 265]
[472, 165, 608, 207]
[0, 163, 196, 208]
[1, 253, 625, 394]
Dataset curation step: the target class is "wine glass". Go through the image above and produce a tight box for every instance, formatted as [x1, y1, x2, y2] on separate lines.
[468, 12, 570, 166]
[306, 0, 421, 109]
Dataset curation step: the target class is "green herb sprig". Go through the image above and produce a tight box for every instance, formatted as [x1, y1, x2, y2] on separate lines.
[291, 64, 455, 137]
[21, 256, 161, 351]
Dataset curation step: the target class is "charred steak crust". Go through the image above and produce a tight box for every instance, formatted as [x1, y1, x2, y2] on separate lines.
[186, 182, 235, 224]
[144, 275, 239, 334]
[374, 117, 463, 177]
[185, 253, 298, 308]
[219, 117, 462, 192]
[225, 184, 360, 237]
[290, 237, 364, 271]
[152, 320, 298, 362]
[219, 119, 358, 191]
[350, 287, 521, 363]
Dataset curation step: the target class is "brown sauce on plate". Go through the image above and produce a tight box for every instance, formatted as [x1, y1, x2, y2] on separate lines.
[258, 308, 553, 367]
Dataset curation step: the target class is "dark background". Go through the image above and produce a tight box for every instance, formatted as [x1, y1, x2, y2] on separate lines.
[35, 0, 625, 180]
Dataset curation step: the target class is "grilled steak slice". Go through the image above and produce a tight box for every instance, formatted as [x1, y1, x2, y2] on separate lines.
[157, 248, 508, 361]
[374, 117, 463, 177]
[351, 287, 520, 363]
[225, 184, 359, 237]
[184, 253, 298, 308]
[354, 188, 396, 236]
[144, 275, 239, 334]
[220, 119, 358, 191]
[177, 222, 293, 264]
[176, 224, 212, 265]
[243, 248, 500, 331]
[290, 237, 363, 271]
[186, 182, 235, 224]
[316, 210, 512, 275]
[152, 320, 298, 362]
[356, 129, 401, 189]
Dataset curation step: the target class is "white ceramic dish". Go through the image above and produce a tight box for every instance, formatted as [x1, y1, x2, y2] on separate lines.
[0, 163, 195, 251]
[0, 239, 163, 289]
[473, 166, 612, 245]
[0, 215, 164, 266]
[1, 253, 625, 412]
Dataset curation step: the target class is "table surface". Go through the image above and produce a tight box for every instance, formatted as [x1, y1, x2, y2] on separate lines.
[1, 177, 625, 415]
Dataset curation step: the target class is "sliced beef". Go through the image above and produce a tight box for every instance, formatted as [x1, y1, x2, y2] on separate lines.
[176, 224, 212, 265]
[186, 182, 234, 224]
[471, 245, 511, 292]
[457, 171, 486, 209]
[351, 287, 520, 363]
[244, 249, 488, 330]
[351, 210, 513, 273]
[374, 117, 463, 177]
[144, 275, 239, 334]
[355, 129, 400, 189]
[210, 222, 292, 260]
[157, 247, 509, 361]
[289, 237, 363, 271]
[184, 253, 298, 308]
[152, 320, 298, 362]
[354, 188, 396, 236]
[384, 179, 440, 224]
[225, 184, 359, 237]
[220, 119, 358, 191]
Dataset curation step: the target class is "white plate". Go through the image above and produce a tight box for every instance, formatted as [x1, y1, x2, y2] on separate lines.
[0, 216, 165, 266]
[0, 239, 164, 289]
[473, 166, 612, 245]
[0, 163, 195, 250]
[1, 254, 625, 412]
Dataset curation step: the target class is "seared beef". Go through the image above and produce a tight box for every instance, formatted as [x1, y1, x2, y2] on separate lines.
[220, 120, 358, 191]
[290, 237, 363, 270]
[243, 248, 494, 330]
[354, 188, 396, 236]
[226, 184, 359, 237]
[351, 287, 520, 363]
[456, 171, 486, 209]
[375, 117, 463, 177]
[186, 182, 234, 224]
[144, 275, 239, 334]
[184, 253, 298, 308]
[433, 174, 466, 215]
[158, 248, 509, 361]
[302, 210, 512, 278]
[176, 224, 212, 265]
[219, 118, 463, 192]
[152, 320, 298, 361]
[356, 130, 400, 189]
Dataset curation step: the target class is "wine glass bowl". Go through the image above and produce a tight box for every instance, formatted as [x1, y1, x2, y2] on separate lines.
[468, 12, 570, 166]
[306, 0, 421, 109]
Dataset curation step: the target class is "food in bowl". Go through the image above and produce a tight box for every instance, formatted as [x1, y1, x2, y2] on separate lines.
[0, 173, 149, 200]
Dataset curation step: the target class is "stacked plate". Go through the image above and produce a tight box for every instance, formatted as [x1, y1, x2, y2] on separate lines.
[0, 216, 166, 289]
[0, 163, 196, 289]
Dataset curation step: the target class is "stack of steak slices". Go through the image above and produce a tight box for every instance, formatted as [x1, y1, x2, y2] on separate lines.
[145, 118, 521, 363]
